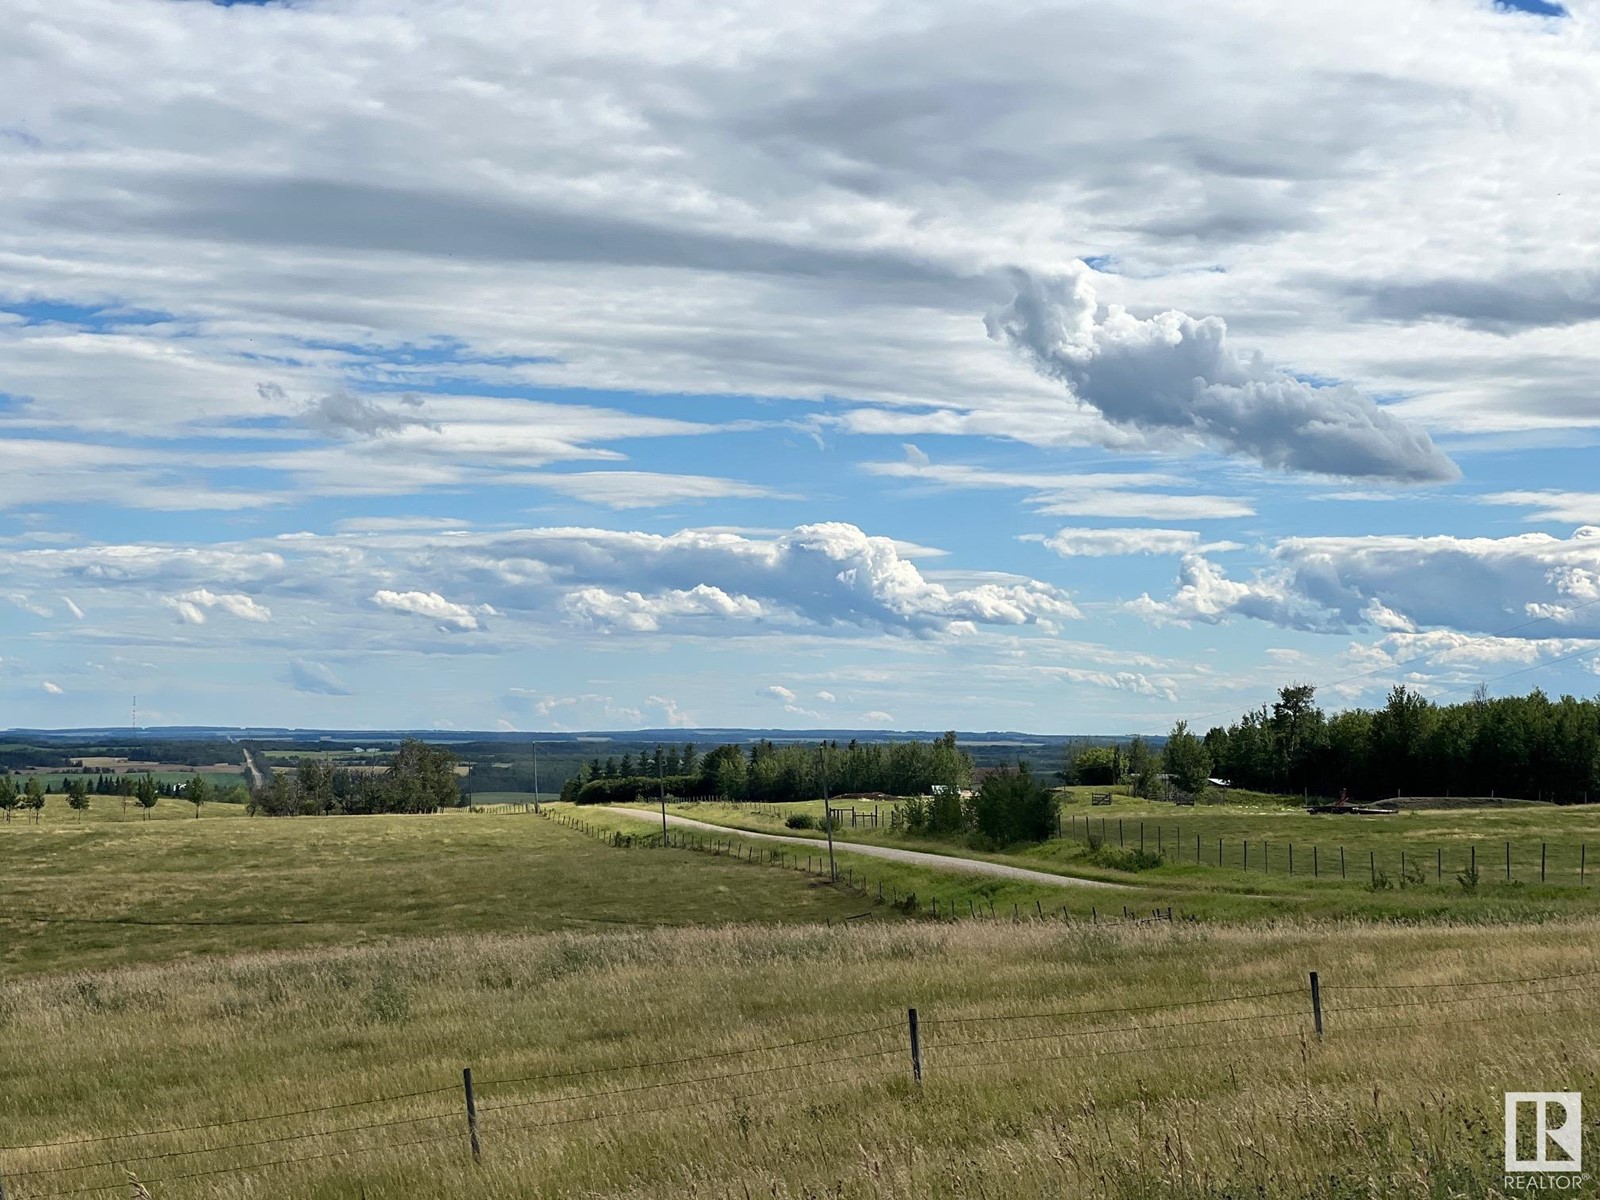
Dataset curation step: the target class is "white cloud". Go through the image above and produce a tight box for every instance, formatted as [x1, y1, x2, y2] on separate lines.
[41, 681, 63, 695]
[1040, 528, 1202, 557]
[1484, 492, 1600, 525]
[1133, 527, 1600, 641]
[61, 596, 85, 620]
[763, 685, 798, 702]
[7, 593, 53, 618]
[162, 589, 272, 626]
[861, 711, 894, 724]
[646, 696, 695, 728]
[816, 690, 836, 703]
[562, 585, 765, 633]
[371, 590, 496, 632]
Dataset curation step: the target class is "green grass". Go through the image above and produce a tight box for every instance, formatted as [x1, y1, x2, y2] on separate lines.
[4, 916, 1598, 1198]
[468, 791, 555, 806]
[611, 797, 1600, 924]
[0, 805, 881, 976]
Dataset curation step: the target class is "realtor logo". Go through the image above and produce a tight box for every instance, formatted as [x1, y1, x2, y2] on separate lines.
[1506, 1092, 1583, 1173]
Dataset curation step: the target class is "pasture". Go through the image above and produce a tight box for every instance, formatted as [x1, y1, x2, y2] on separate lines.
[3, 917, 1595, 1198]
[628, 796, 1600, 922]
[0, 804, 873, 976]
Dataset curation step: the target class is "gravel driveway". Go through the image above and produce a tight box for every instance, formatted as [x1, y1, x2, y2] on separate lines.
[598, 807, 1121, 890]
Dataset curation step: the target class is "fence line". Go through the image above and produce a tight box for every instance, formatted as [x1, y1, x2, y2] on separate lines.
[1060, 812, 1593, 888]
[6, 964, 1594, 1198]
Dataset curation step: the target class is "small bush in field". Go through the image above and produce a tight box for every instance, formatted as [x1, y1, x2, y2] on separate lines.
[1087, 845, 1164, 872]
[786, 813, 816, 830]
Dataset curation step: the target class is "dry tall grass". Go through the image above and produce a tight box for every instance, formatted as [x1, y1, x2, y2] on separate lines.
[4, 918, 1597, 1198]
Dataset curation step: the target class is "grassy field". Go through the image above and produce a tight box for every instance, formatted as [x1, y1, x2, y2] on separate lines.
[0, 803, 877, 976]
[620, 798, 1600, 923]
[3, 917, 1596, 1198]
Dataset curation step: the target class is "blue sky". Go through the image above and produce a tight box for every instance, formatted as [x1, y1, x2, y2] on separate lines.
[2, 0, 1599, 733]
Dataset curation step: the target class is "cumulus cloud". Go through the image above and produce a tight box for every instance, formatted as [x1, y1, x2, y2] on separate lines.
[162, 588, 272, 625]
[42, 681, 63, 695]
[562, 585, 764, 633]
[759, 682, 822, 719]
[646, 696, 695, 728]
[1132, 527, 1600, 641]
[371, 590, 496, 632]
[986, 268, 1459, 482]
[1040, 528, 1202, 557]
[515, 522, 1079, 635]
[286, 658, 352, 696]
[816, 690, 836, 703]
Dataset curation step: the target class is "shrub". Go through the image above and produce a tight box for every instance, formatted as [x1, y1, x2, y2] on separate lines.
[1086, 845, 1164, 872]
[785, 813, 817, 830]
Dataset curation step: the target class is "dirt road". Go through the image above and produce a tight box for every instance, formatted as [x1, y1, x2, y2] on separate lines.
[598, 807, 1121, 890]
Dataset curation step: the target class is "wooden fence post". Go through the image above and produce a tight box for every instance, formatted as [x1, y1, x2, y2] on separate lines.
[1436, 847, 1442, 883]
[1313, 846, 1318, 878]
[463, 1067, 481, 1163]
[1583, 844, 1587, 886]
[1506, 841, 1512, 882]
[907, 1008, 923, 1085]
[1309, 972, 1323, 1040]
[1340, 846, 1346, 879]
[1541, 842, 1547, 883]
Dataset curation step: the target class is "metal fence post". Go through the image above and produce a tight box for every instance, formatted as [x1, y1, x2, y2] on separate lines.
[1309, 971, 1323, 1040]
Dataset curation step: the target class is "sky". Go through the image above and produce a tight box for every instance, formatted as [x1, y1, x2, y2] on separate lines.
[3, 0, 1600, 734]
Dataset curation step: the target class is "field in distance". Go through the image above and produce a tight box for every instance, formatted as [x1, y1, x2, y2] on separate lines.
[0, 802, 876, 975]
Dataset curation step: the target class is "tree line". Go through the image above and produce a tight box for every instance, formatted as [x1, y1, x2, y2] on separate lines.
[1202, 684, 1600, 803]
[561, 734, 973, 805]
[1065, 684, 1600, 804]
[250, 739, 465, 816]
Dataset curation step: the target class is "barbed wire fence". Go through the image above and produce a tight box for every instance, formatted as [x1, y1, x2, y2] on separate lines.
[4, 965, 1595, 1199]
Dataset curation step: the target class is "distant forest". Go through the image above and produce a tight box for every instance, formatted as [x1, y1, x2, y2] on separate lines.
[1191, 685, 1600, 803]
[563, 733, 972, 804]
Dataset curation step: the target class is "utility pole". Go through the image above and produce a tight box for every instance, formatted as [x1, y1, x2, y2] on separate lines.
[659, 751, 668, 843]
[821, 742, 836, 881]
[531, 740, 540, 812]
